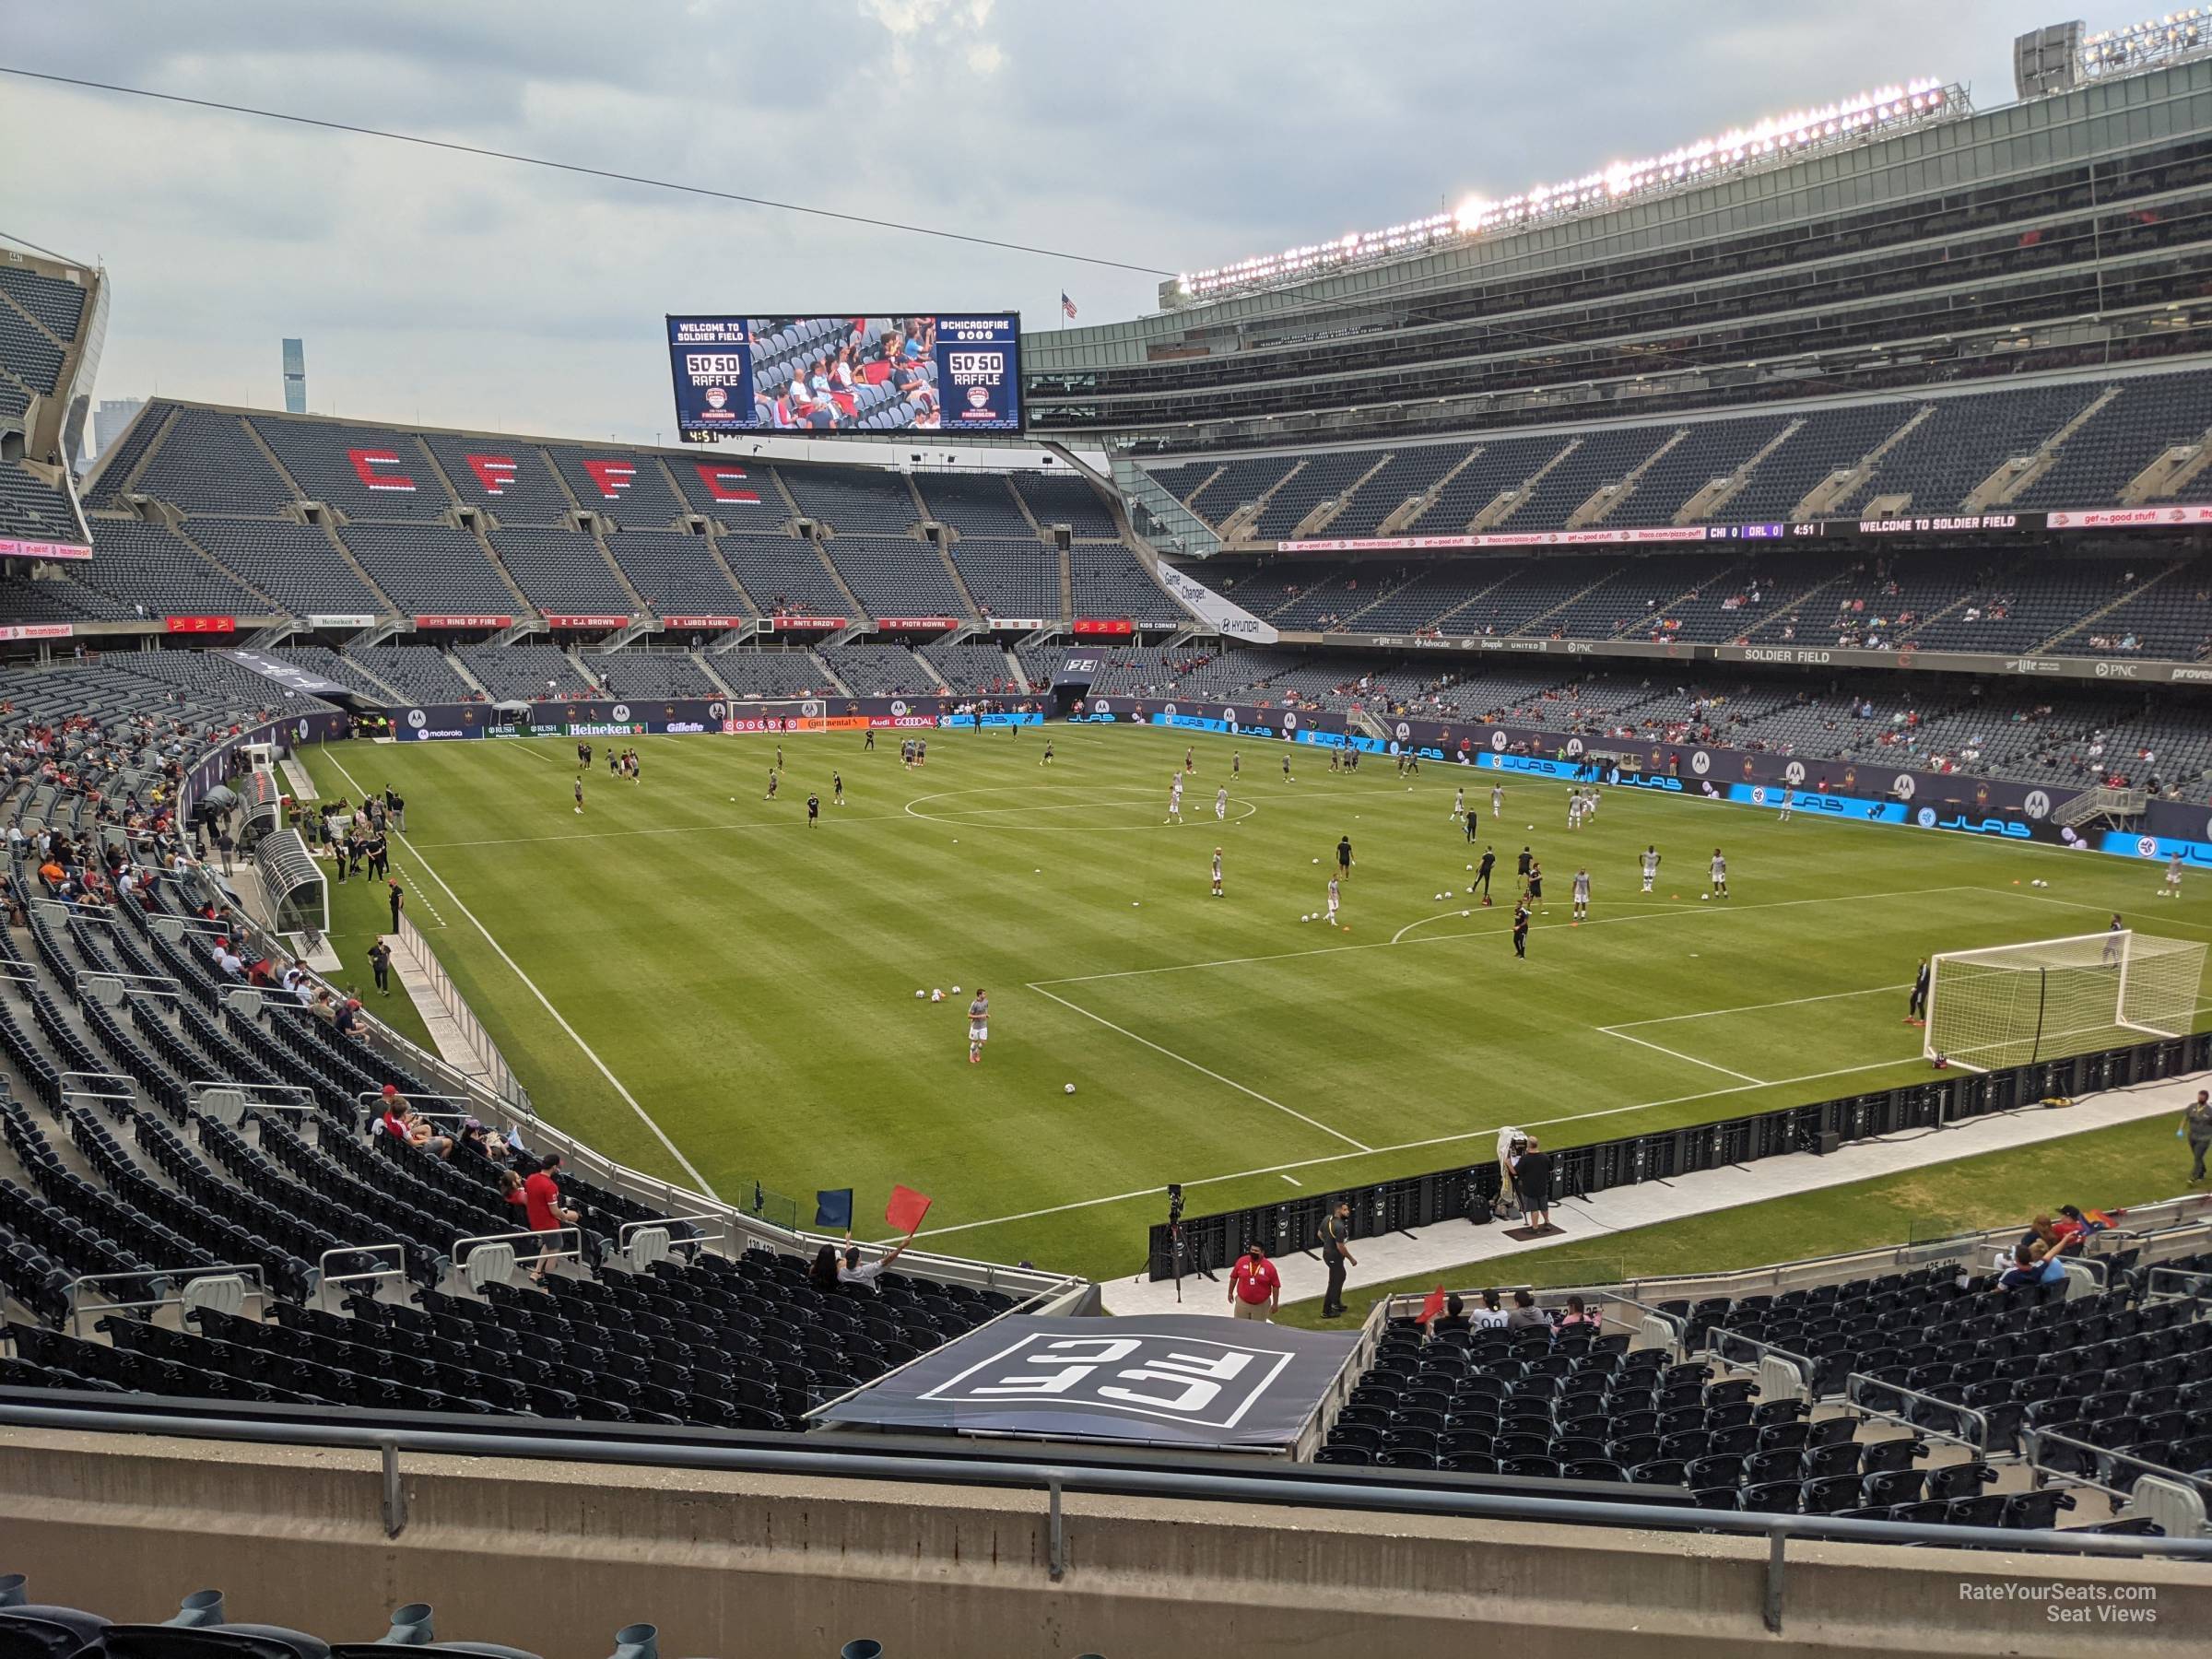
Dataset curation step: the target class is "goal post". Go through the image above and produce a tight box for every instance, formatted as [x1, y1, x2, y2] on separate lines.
[1923, 930, 2206, 1073]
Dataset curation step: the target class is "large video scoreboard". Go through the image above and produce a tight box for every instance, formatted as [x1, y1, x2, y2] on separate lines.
[667, 312, 1021, 438]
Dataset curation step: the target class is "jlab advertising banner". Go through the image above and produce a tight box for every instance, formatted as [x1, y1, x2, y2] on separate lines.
[389, 697, 1043, 740]
[379, 691, 2212, 869]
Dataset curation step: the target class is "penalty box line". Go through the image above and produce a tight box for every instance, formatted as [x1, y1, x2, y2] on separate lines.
[1033, 883, 1983, 991]
[906, 1048, 1935, 1247]
[1596, 980, 1914, 1085]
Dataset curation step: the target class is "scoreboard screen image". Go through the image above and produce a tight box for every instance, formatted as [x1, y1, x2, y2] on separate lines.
[667, 313, 1022, 437]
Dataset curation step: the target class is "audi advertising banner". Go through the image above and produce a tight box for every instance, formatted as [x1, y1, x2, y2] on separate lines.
[810, 1315, 1357, 1450]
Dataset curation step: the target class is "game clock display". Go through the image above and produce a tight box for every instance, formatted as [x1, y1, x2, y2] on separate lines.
[667, 312, 1022, 437]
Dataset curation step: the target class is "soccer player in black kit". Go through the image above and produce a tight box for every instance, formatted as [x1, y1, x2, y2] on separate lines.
[806, 793, 819, 827]
[1336, 834, 1353, 879]
[1465, 807, 1480, 843]
[1512, 900, 1530, 958]
[1472, 846, 1495, 904]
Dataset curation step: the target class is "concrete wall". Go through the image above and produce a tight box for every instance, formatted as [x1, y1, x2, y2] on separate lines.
[1, 1428, 2204, 1659]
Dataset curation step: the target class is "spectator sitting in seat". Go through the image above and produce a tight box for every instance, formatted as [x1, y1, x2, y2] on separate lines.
[1469, 1288, 1509, 1329]
[2028, 1211, 2084, 1259]
[375, 1085, 451, 1156]
[808, 1242, 842, 1293]
[333, 995, 365, 1038]
[837, 1230, 909, 1291]
[1555, 1294, 1599, 1333]
[1994, 1242, 2066, 1291]
[1430, 1292, 1471, 1335]
[1505, 1288, 1548, 1332]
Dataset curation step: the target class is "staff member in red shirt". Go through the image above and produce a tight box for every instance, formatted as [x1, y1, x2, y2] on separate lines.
[503, 1152, 580, 1282]
[1228, 1242, 1280, 1322]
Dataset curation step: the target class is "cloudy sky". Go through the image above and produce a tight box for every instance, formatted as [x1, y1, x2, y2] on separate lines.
[6, 1, 2065, 445]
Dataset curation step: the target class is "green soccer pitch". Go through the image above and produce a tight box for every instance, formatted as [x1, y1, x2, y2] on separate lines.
[289, 724, 2212, 1283]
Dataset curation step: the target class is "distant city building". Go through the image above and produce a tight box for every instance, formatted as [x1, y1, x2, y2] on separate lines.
[282, 337, 306, 414]
[91, 397, 145, 460]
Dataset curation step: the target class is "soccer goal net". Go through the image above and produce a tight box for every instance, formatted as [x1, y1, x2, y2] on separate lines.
[1924, 930, 2206, 1072]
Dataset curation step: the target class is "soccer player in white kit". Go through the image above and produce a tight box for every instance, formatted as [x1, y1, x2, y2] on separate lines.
[1567, 793, 1584, 830]
[967, 990, 989, 1065]
[1491, 783, 1503, 819]
[1211, 846, 1224, 897]
[1709, 849, 1729, 899]
[1215, 785, 1228, 821]
[1167, 777, 1183, 824]
[1572, 866, 1591, 921]
[1453, 786, 1465, 821]
[1325, 876, 1342, 927]
[1777, 788, 1794, 822]
[2163, 853, 2183, 899]
[1641, 845, 1661, 893]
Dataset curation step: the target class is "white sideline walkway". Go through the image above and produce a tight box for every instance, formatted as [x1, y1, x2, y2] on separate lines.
[380, 930, 500, 1092]
[1100, 1072, 2208, 1316]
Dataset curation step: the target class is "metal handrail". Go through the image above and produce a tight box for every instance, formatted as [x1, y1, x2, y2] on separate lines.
[316, 1243, 408, 1313]
[1702, 1327, 1818, 1394]
[2027, 1424, 2211, 1506]
[2146, 1265, 2212, 1303]
[1, 1399, 2206, 1566]
[188, 1079, 317, 1120]
[1844, 1370, 1990, 1456]
[618, 1213, 725, 1253]
[65, 1264, 268, 1339]
[451, 1224, 582, 1275]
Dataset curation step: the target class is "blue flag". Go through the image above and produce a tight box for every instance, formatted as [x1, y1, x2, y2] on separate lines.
[815, 1187, 854, 1230]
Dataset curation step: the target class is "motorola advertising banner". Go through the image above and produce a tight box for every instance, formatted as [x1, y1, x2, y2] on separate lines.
[810, 1315, 1357, 1450]
[667, 312, 1022, 437]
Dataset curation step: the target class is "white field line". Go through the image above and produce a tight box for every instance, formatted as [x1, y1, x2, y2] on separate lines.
[906, 1048, 1934, 1245]
[1606, 982, 1912, 1030]
[415, 813, 912, 850]
[1037, 884, 1983, 989]
[1596, 1025, 1766, 1085]
[1025, 982, 1372, 1153]
[898, 1053, 1937, 1247]
[321, 747, 721, 1198]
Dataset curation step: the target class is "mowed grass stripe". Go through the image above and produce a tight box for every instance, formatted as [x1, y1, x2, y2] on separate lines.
[299, 730, 2212, 1280]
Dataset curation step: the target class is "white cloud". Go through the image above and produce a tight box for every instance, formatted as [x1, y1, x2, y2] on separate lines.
[0, 0, 2036, 445]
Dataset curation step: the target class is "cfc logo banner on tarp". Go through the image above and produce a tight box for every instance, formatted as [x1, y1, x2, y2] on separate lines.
[811, 1315, 1356, 1449]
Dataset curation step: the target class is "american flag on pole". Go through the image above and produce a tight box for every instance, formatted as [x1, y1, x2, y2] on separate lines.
[1061, 291, 1078, 319]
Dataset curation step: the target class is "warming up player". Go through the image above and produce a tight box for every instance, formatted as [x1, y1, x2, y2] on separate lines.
[1571, 866, 1591, 922]
[967, 989, 989, 1065]
[1777, 787, 1794, 822]
[1708, 848, 1728, 899]
[572, 777, 583, 815]
[766, 770, 780, 801]
[1167, 775, 1184, 824]
[2163, 853, 2183, 899]
[1210, 846, 1224, 898]
[1567, 792, 1584, 831]
[1325, 875, 1342, 928]
[1215, 784, 1228, 822]
[1491, 782, 1503, 819]
[1453, 785, 1465, 822]
[1641, 844, 1661, 893]
[1908, 958, 1930, 1027]
[1041, 738, 1054, 766]
[1472, 845, 1496, 904]
[1281, 752, 1292, 783]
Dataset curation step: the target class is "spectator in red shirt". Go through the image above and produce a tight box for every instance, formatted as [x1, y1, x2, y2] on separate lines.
[1227, 1243, 1280, 1322]
[504, 1153, 579, 1281]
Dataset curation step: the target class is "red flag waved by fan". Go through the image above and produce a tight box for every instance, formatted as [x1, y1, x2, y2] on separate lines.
[1416, 1285, 1447, 1326]
[885, 1184, 934, 1237]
